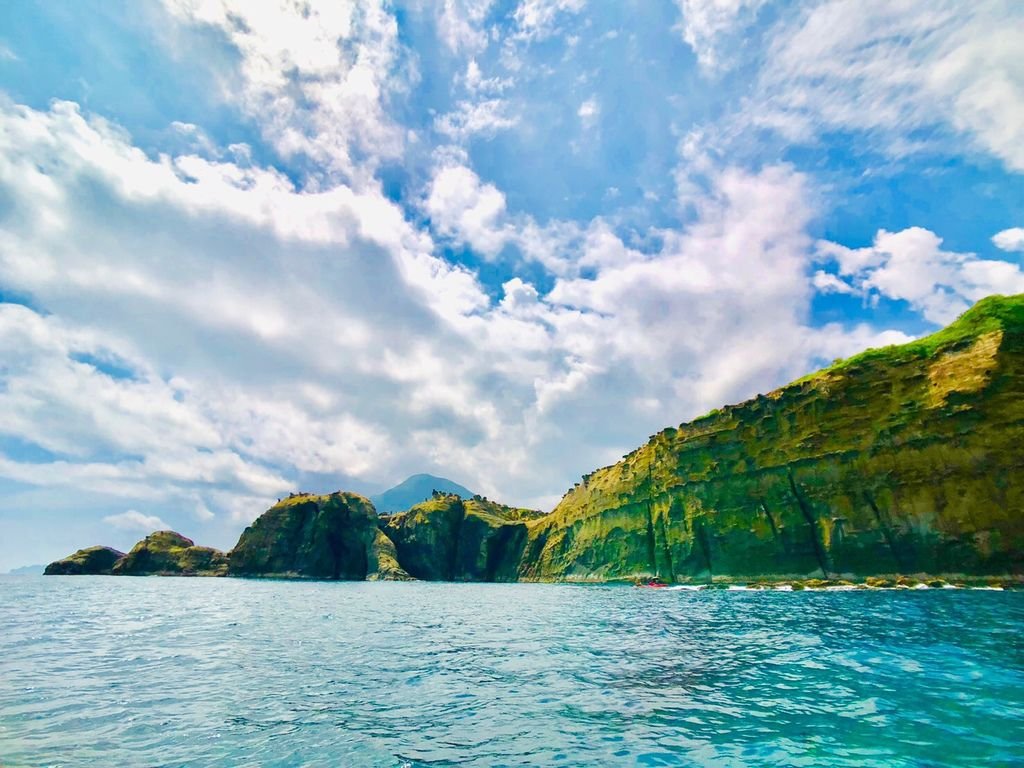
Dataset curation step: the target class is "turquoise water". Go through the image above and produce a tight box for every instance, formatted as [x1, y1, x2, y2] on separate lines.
[1, 578, 1022, 767]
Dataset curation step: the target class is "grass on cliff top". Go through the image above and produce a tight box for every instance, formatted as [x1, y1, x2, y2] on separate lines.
[394, 493, 543, 524]
[621, 294, 1024, 460]
[271, 491, 372, 510]
[792, 293, 1024, 386]
[133, 531, 194, 552]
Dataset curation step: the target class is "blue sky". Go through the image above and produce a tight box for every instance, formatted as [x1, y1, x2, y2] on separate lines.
[0, 0, 1022, 569]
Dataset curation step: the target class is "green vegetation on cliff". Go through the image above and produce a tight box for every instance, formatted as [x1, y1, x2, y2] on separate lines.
[113, 531, 228, 576]
[384, 492, 544, 581]
[44, 546, 125, 575]
[229, 492, 409, 580]
[520, 294, 1024, 582]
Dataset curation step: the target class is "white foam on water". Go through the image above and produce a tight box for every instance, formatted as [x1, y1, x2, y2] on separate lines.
[774, 585, 793, 591]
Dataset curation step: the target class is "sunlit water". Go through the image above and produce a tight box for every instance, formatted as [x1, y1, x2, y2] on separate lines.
[1, 577, 1023, 767]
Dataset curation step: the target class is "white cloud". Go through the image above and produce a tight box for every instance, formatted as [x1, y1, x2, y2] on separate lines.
[103, 510, 171, 533]
[159, 0, 409, 183]
[0, 91, 972, 550]
[463, 59, 512, 94]
[749, 0, 1024, 171]
[435, 98, 519, 140]
[512, 0, 586, 41]
[993, 227, 1024, 252]
[816, 227, 1024, 323]
[675, 0, 768, 71]
[577, 97, 599, 128]
[0, 98, 485, 509]
[425, 163, 511, 257]
[437, 0, 497, 55]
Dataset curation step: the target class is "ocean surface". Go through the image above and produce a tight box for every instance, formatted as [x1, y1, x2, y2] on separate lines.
[1, 578, 1022, 767]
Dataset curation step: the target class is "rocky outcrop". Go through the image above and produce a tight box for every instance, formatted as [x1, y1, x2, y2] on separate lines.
[44, 546, 125, 575]
[229, 492, 408, 579]
[520, 294, 1024, 582]
[112, 531, 228, 576]
[367, 529, 413, 581]
[384, 492, 544, 581]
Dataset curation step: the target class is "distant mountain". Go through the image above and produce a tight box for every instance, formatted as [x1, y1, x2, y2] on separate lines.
[370, 474, 474, 514]
[7, 564, 44, 576]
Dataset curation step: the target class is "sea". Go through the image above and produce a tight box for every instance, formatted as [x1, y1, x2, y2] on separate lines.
[1, 577, 1022, 767]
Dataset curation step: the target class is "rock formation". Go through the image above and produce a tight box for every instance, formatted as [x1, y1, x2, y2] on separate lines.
[112, 531, 228, 576]
[382, 492, 544, 581]
[228, 491, 410, 580]
[519, 294, 1024, 582]
[43, 546, 125, 575]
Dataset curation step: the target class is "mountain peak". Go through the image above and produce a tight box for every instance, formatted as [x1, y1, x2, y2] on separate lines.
[370, 474, 475, 514]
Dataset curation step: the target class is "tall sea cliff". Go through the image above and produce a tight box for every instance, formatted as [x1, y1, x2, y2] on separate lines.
[519, 294, 1024, 581]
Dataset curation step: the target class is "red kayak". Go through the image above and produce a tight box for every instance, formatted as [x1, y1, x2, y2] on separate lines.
[635, 579, 669, 588]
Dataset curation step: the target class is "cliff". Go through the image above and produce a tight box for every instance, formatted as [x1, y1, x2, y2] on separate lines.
[112, 531, 228, 576]
[520, 294, 1024, 582]
[229, 491, 410, 580]
[383, 493, 544, 581]
[44, 546, 125, 575]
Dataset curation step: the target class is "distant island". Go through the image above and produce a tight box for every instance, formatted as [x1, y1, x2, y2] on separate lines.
[6, 564, 45, 576]
[46, 295, 1024, 587]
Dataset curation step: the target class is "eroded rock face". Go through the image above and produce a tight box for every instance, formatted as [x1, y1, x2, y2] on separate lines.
[229, 492, 407, 579]
[520, 294, 1024, 582]
[112, 531, 228, 576]
[367, 529, 414, 581]
[44, 546, 125, 575]
[384, 493, 544, 581]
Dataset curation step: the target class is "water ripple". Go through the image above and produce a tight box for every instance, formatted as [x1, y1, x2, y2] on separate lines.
[1, 578, 1023, 767]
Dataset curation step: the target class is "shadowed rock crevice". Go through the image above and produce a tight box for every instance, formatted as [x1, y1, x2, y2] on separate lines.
[788, 472, 830, 577]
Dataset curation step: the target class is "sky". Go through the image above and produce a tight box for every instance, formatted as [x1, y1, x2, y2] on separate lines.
[0, 0, 1022, 570]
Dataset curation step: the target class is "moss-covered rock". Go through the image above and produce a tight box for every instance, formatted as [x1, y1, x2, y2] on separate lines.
[44, 546, 125, 575]
[367, 529, 414, 581]
[520, 294, 1024, 583]
[112, 531, 228, 576]
[384, 492, 545, 581]
[228, 492, 402, 579]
